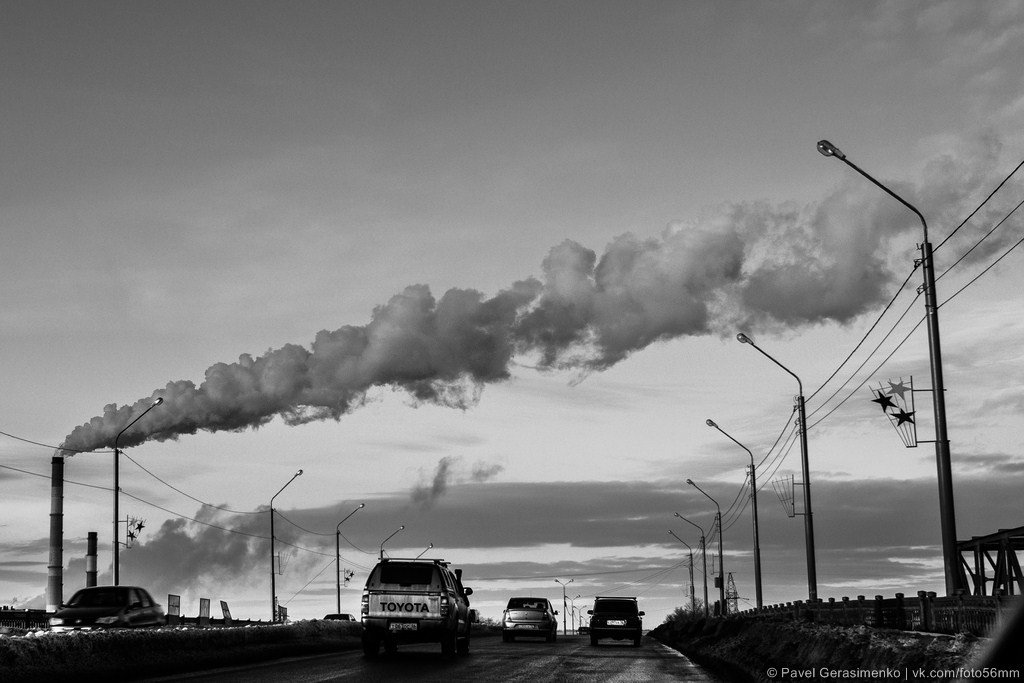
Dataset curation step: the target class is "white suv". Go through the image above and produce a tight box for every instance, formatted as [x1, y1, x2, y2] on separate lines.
[361, 558, 474, 658]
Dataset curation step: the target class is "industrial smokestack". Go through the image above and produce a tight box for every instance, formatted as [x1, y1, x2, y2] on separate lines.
[46, 454, 64, 612]
[86, 532, 98, 587]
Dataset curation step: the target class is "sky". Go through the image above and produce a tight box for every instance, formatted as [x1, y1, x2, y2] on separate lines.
[2, 0, 1023, 626]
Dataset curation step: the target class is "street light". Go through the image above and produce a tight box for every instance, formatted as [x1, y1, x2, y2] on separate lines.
[737, 331, 817, 603]
[379, 525, 405, 559]
[270, 469, 303, 622]
[707, 418, 763, 608]
[817, 138, 962, 595]
[112, 397, 163, 586]
[554, 578, 573, 635]
[668, 530, 696, 614]
[336, 503, 365, 614]
[687, 479, 726, 615]
[675, 512, 709, 617]
[415, 543, 434, 560]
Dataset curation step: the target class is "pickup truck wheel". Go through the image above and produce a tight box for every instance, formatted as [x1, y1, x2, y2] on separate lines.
[441, 629, 457, 658]
[457, 631, 470, 655]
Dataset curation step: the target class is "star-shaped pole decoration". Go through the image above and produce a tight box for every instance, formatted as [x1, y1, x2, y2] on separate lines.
[893, 409, 916, 425]
[869, 377, 917, 448]
[872, 390, 897, 411]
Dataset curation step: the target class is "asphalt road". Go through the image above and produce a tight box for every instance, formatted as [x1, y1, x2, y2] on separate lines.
[146, 634, 722, 682]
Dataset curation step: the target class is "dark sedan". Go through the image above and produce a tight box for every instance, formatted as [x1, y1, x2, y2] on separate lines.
[49, 586, 165, 631]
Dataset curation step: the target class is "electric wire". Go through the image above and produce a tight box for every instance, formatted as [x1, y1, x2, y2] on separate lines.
[935, 196, 1024, 283]
[275, 511, 335, 536]
[806, 264, 919, 403]
[0, 428, 112, 454]
[934, 156, 1024, 252]
[122, 453, 263, 515]
[805, 291, 923, 423]
[282, 559, 336, 607]
[756, 411, 795, 470]
[939, 229, 1024, 308]
[0, 462, 111, 491]
[807, 315, 926, 431]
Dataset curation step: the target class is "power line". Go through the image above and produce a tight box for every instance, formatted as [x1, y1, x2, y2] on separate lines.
[805, 291, 923, 424]
[0, 462, 110, 492]
[936, 196, 1024, 283]
[122, 453, 263, 515]
[806, 265, 919, 403]
[0, 428, 112, 454]
[934, 156, 1024, 252]
[807, 315, 926, 431]
[282, 558, 335, 607]
[937, 227, 1024, 307]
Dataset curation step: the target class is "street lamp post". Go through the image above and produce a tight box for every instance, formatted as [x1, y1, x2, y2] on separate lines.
[554, 578, 573, 635]
[817, 139, 962, 595]
[675, 512, 709, 617]
[379, 525, 405, 559]
[687, 480, 726, 615]
[706, 419, 763, 608]
[336, 503, 365, 614]
[737, 332, 818, 603]
[669, 530, 697, 614]
[270, 469, 303, 622]
[569, 594, 580, 634]
[112, 397, 163, 586]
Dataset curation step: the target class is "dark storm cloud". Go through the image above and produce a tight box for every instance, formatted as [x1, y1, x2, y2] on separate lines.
[50, 470, 1017, 612]
[60, 135, 1016, 453]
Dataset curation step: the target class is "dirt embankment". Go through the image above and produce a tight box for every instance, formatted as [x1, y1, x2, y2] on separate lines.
[650, 618, 990, 682]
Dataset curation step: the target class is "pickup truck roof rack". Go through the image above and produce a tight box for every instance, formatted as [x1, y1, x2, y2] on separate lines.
[380, 557, 449, 566]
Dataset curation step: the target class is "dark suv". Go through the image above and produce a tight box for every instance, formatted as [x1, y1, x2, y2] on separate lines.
[361, 558, 473, 658]
[587, 596, 644, 646]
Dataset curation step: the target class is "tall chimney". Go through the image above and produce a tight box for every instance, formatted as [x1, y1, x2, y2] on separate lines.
[46, 454, 64, 612]
[86, 532, 98, 587]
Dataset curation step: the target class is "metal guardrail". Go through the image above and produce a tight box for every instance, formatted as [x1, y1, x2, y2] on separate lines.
[737, 591, 1021, 637]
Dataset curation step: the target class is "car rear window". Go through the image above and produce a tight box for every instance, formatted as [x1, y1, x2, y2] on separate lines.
[594, 599, 637, 614]
[508, 598, 547, 610]
[379, 562, 436, 586]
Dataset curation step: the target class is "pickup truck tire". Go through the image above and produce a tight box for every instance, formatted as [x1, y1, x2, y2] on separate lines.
[457, 630, 470, 655]
[441, 629, 457, 658]
[362, 635, 379, 658]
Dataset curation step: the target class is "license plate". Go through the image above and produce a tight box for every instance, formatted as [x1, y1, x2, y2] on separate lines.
[608, 620, 626, 626]
[516, 624, 537, 629]
[389, 622, 417, 631]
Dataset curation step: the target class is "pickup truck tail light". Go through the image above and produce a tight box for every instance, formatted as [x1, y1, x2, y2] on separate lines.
[361, 592, 369, 616]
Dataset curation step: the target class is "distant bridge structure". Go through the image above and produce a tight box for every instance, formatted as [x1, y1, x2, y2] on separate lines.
[960, 525, 1024, 597]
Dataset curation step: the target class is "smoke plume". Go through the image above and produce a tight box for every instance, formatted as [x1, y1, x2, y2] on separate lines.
[61, 137, 1014, 453]
[411, 456, 504, 508]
